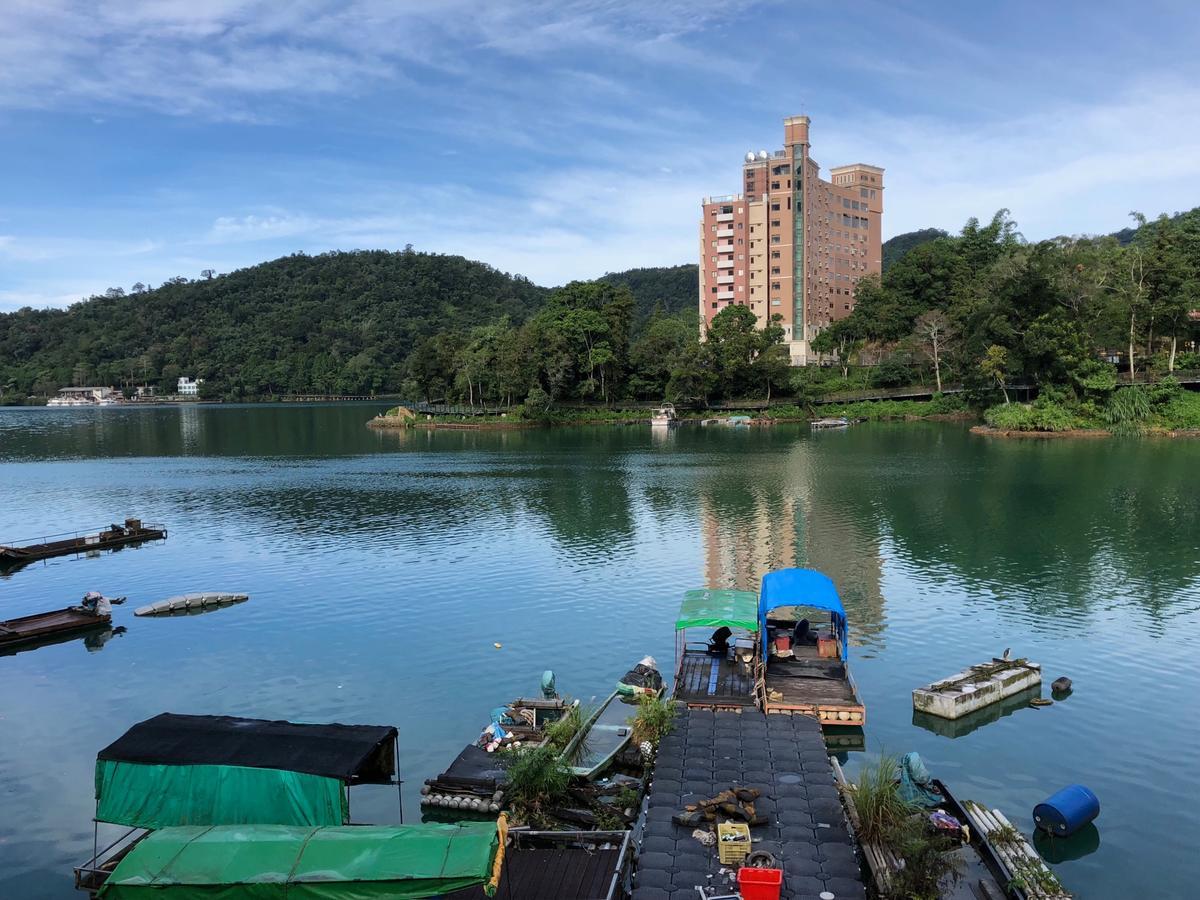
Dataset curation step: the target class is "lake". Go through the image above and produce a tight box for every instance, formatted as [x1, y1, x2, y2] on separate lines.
[1, 404, 1197, 898]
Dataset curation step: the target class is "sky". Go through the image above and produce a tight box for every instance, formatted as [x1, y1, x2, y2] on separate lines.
[1, 0, 1199, 311]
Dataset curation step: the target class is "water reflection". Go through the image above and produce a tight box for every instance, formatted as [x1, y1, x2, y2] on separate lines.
[911, 685, 1042, 740]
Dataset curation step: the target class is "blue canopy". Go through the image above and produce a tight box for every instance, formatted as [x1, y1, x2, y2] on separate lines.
[759, 569, 848, 661]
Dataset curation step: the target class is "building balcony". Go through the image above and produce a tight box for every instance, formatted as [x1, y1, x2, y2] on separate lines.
[716, 213, 734, 223]
[717, 275, 735, 285]
[717, 258, 734, 269]
[717, 291, 735, 300]
[716, 228, 734, 237]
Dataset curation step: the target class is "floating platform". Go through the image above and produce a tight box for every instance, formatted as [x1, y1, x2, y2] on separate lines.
[0, 519, 166, 570]
[913, 657, 1042, 720]
[631, 707, 865, 900]
[134, 592, 248, 616]
[0, 607, 111, 649]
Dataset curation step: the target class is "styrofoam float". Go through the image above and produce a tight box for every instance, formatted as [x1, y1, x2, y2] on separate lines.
[135, 592, 249, 616]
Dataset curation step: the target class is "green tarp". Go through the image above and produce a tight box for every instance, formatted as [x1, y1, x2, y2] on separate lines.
[95, 761, 348, 829]
[99, 823, 499, 900]
[675, 588, 759, 632]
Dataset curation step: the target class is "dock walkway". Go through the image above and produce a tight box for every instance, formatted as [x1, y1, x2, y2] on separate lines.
[632, 707, 864, 900]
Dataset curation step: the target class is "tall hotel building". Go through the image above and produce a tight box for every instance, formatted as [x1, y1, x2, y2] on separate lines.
[699, 116, 883, 364]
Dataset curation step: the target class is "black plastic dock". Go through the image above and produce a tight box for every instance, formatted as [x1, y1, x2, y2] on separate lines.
[632, 707, 865, 900]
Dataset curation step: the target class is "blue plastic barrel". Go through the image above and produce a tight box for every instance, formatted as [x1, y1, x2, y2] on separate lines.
[1033, 784, 1100, 836]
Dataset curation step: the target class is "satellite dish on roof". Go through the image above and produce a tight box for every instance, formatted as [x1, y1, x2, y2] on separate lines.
[758, 150, 769, 160]
[745, 151, 756, 163]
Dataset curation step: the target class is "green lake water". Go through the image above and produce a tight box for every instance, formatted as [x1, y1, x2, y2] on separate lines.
[1, 404, 1197, 898]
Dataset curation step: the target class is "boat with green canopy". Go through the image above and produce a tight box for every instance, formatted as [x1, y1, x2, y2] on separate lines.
[672, 588, 759, 709]
[75, 713, 401, 892]
[96, 821, 502, 900]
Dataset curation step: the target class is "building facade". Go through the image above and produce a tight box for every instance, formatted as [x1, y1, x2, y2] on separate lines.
[178, 377, 203, 396]
[699, 116, 884, 364]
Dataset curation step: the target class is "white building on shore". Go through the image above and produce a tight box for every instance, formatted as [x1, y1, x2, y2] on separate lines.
[177, 377, 204, 396]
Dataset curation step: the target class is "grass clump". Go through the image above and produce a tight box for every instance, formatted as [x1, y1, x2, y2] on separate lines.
[851, 755, 959, 899]
[502, 745, 573, 826]
[984, 399, 1083, 432]
[851, 755, 918, 844]
[544, 703, 585, 752]
[628, 694, 676, 749]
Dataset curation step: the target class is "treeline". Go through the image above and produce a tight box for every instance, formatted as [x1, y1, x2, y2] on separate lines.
[812, 208, 1200, 407]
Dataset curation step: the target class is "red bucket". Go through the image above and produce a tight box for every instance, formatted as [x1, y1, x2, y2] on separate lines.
[737, 866, 783, 900]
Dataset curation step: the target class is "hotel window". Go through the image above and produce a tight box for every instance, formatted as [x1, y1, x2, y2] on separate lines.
[772, 282, 781, 290]
[771, 220, 780, 228]
[711, 287, 718, 294]
[771, 181, 780, 190]
[771, 251, 780, 259]
[772, 300, 782, 306]
[771, 267, 780, 275]
[771, 236, 780, 244]
[771, 203, 780, 211]
[712, 302, 718, 309]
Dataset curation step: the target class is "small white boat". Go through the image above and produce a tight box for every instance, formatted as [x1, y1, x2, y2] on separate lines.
[650, 404, 677, 427]
[810, 416, 854, 429]
[134, 592, 249, 617]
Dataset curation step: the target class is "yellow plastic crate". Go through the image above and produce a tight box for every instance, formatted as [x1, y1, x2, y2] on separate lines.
[716, 820, 752, 864]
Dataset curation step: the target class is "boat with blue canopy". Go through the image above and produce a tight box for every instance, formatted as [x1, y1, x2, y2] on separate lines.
[758, 568, 865, 725]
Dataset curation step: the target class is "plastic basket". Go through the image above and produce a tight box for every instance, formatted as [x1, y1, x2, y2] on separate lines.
[737, 866, 783, 900]
[716, 820, 751, 864]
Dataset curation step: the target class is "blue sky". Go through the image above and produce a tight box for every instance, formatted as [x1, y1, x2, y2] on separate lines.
[2, 1, 1199, 310]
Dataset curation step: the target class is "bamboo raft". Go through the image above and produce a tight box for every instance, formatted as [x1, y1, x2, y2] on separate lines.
[961, 801, 1071, 900]
[0, 519, 167, 568]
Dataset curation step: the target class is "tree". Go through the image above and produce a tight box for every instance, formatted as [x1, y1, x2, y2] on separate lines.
[665, 342, 717, 405]
[201, 269, 215, 280]
[912, 309, 956, 392]
[979, 345, 1010, 404]
[812, 318, 862, 378]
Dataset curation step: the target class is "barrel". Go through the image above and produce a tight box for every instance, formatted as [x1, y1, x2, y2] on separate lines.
[1033, 784, 1100, 836]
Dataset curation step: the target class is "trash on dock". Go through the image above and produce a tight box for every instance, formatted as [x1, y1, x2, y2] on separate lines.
[134, 592, 248, 616]
[912, 655, 1042, 720]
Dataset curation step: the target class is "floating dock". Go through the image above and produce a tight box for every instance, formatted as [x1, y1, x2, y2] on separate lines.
[962, 800, 1072, 899]
[0, 519, 166, 570]
[134, 592, 248, 616]
[631, 707, 864, 900]
[913, 657, 1042, 720]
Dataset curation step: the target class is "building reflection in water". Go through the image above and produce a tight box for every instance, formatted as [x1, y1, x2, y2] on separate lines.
[697, 436, 886, 646]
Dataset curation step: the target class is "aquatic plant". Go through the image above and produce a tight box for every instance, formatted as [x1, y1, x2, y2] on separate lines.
[1104, 386, 1152, 435]
[544, 703, 585, 751]
[628, 694, 676, 748]
[851, 755, 919, 844]
[502, 745, 573, 825]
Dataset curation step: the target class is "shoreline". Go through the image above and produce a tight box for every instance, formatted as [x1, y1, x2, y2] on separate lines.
[972, 424, 1200, 439]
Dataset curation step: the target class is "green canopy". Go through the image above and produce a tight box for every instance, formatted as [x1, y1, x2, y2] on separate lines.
[95, 761, 347, 829]
[99, 822, 500, 900]
[675, 589, 759, 631]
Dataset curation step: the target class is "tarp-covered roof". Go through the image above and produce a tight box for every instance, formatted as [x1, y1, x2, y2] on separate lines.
[676, 589, 759, 631]
[98, 713, 397, 780]
[98, 823, 499, 900]
[759, 569, 845, 620]
[759, 569, 848, 661]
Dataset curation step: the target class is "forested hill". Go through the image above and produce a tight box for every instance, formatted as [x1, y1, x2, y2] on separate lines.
[598, 264, 697, 323]
[0, 250, 700, 400]
[0, 249, 550, 398]
[883, 228, 948, 271]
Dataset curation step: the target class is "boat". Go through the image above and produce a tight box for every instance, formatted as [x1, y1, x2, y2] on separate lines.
[758, 568, 866, 726]
[0, 607, 112, 650]
[421, 671, 571, 817]
[810, 416, 856, 429]
[672, 588, 759, 710]
[562, 659, 663, 780]
[74, 713, 401, 893]
[0, 519, 167, 570]
[133, 592, 248, 616]
[650, 404, 677, 427]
